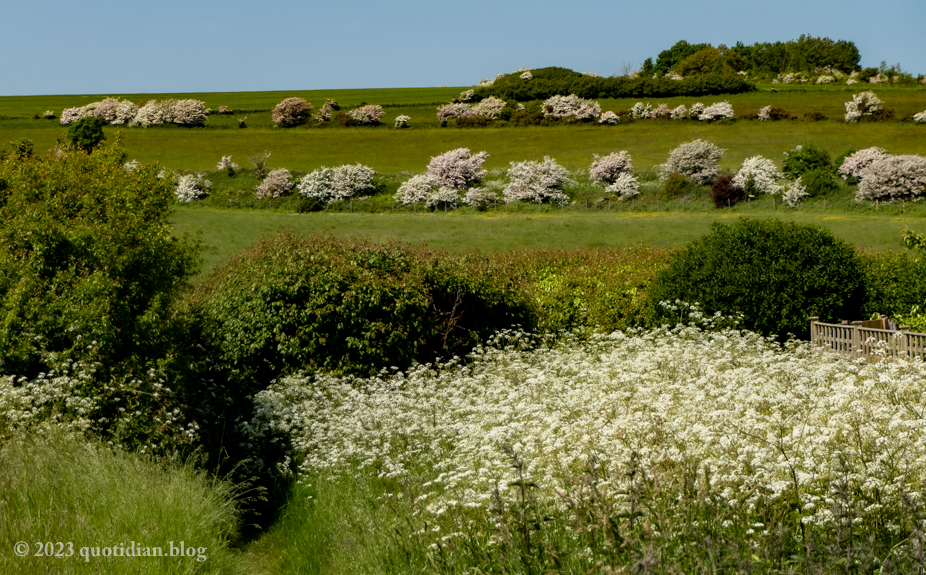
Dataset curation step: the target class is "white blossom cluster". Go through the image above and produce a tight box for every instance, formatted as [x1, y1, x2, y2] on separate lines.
[660, 139, 726, 185]
[394, 174, 438, 205]
[629, 102, 652, 119]
[60, 98, 138, 125]
[670, 105, 688, 119]
[0, 363, 100, 439]
[394, 115, 410, 128]
[504, 157, 571, 204]
[816, 75, 834, 84]
[459, 89, 475, 102]
[175, 174, 211, 202]
[757, 105, 772, 121]
[477, 78, 493, 87]
[313, 99, 339, 122]
[347, 105, 384, 125]
[132, 99, 209, 127]
[733, 155, 784, 195]
[296, 164, 376, 203]
[781, 177, 808, 207]
[123, 159, 141, 172]
[844, 91, 884, 123]
[688, 102, 706, 120]
[216, 155, 238, 171]
[461, 186, 501, 208]
[471, 96, 506, 119]
[436, 103, 474, 125]
[272, 97, 313, 127]
[249, 320, 926, 530]
[855, 155, 926, 202]
[651, 103, 671, 119]
[598, 111, 619, 124]
[520, 71, 532, 80]
[426, 148, 489, 189]
[588, 151, 633, 184]
[605, 173, 640, 199]
[424, 186, 460, 209]
[665, 71, 684, 80]
[542, 94, 601, 121]
[913, 110, 926, 124]
[838, 147, 888, 180]
[698, 101, 734, 121]
[255, 168, 294, 200]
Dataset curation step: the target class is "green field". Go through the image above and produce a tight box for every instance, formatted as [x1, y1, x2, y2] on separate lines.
[2, 85, 925, 174]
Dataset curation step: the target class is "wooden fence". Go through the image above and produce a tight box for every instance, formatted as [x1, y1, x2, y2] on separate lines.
[810, 316, 926, 360]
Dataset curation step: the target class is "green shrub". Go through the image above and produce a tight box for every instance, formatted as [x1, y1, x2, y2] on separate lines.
[660, 172, 697, 200]
[802, 111, 827, 122]
[782, 143, 835, 178]
[66, 116, 106, 152]
[800, 167, 840, 197]
[860, 250, 926, 319]
[649, 218, 867, 340]
[7, 138, 33, 160]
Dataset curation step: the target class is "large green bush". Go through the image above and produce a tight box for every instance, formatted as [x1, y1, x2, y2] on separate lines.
[648, 218, 867, 339]
[66, 116, 106, 152]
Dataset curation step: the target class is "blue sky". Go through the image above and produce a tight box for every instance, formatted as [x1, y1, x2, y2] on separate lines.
[1, 0, 923, 96]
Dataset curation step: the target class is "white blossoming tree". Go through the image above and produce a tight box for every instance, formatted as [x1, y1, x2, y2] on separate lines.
[844, 91, 884, 123]
[605, 173, 640, 200]
[504, 157, 571, 204]
[394, 174, 438, 205]
[733, 156, 784, 195]
[542, 94, 601, 121]
[347, 105, 384, 125]
[297, 164, 377, 203]
[426, 148, 489, 189]
[589, 151, 633, 184]
[698, 101, 734, 122]
[660, 139, 726, 185]
[838, 147, 888, 181]
[856, 155, 926, 201]
[472, 96, 506, 119]
[781, 177, 808, 207]
[175, 174, 211, 203]
[255, 168, 293, 199]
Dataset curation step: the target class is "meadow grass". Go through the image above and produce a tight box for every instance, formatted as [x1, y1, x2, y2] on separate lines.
[0, 431, 247, 575]
[173, 205, 926, 272]
[2, 85, 924, 173]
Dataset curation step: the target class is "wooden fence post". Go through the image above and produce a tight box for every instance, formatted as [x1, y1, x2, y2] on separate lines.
[809, 317, 819, 346]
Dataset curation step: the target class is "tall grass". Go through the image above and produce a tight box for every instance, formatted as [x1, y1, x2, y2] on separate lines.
[0, 431, 247, 574]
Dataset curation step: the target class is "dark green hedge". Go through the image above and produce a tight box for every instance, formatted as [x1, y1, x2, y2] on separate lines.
[474, 73, 756, 102]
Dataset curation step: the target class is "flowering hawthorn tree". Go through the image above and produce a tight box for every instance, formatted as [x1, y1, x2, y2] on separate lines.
[733, 156, 784, 195]
[589, 151, 633, 184]
[313, 99, 339, 122]
[462, 187, 500, 209]
[688, 102, 706, 120]
[844, 91, 884, 122]
[630, 102, 652, 119]
[170, 99, 209, 126]
[436, 103, 473, 125]
[504, 157, 571, 204]
[605, 173, 640, 199]
[425, 187, 460, 210]
[394, 115, 410, 128]
[856, 155, 926, 201]
[459, 89, 475, 102]
[394, 174, 437, 205]
[216, 156, 239, 171]
[255, 168, 293, 199]
[670, 105, 688, 120]
[542, 94, 600, 121]
[347, 105, 384, 125]
[699, 101, 734, 122]
[661, 139, 726, 185]
[175, 174, 211, 202]
[757, 105, 772, 121]
[782, 178, 808, 207]
[426, 148, 489, 189]
[913, 110, 926, 124]
[472, 96, 506, 119]
[651, 103, 671, 119]
[520, 71, 532, 80]
[838, 147, 888, 180]
[272, 98, 313, 127]
[598, 111, 619, 124]
[297, 164, 377, 203]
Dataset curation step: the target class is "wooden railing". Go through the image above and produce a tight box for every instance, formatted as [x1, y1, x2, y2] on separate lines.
[810, 316, 926, 360]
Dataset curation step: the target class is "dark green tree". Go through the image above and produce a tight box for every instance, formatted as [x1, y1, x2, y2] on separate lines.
[66, 116, 106, 152]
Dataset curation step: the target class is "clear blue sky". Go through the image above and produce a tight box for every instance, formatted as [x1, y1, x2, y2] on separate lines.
[1, 0, 923, 96]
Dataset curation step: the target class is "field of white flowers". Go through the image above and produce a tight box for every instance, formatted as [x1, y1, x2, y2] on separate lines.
[250, 308, 926, 549]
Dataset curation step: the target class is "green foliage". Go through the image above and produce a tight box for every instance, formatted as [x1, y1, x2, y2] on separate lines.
[860, 250, 926, 319]
[0, 146, 200, 379]
[66, 116, 106, 152]
[782, 143, 835, 178]
[649, 218, 867, 339]
[800, 167, 839, 197]
[474, 73, 755, 102]
[903, 228, 926, 250]
[7, 138, 33, 160]
[660, 172, 697, 199]
[654, 40, 710, 74]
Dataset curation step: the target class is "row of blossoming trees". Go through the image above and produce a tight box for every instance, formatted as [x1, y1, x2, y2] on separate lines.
[173, 142, 926, 209]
